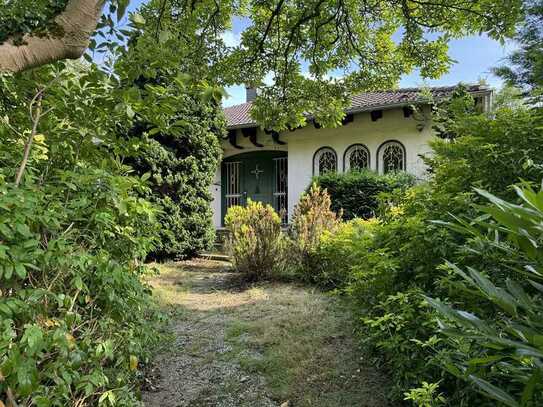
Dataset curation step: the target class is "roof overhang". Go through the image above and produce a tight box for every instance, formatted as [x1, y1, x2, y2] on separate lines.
[225, 88, 493, 130]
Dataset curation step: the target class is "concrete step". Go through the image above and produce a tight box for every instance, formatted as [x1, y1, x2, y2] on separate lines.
[198, 252, 231, 262]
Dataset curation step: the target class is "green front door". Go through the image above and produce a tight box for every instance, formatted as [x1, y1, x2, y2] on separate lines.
[243, 154, 274, 206]
[222, 151, 287, 224]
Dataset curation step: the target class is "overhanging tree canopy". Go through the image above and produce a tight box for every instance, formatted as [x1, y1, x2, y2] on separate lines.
[0, 0, 524, 129]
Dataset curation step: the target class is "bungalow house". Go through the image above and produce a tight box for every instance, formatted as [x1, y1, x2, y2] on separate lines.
[211, 85, 492, 227]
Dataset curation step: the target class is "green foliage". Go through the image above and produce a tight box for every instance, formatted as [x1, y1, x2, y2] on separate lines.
[360, 289, 448, 399]
[359, 105, 543, 403]
[492, 0, 543, 101]
[404, 382, 446, 407]
[311, 219, 381, 289]
[0, 172, 165, 405]
[0, 0, 131, 53]
[427, 185, 543, 406]
[0, 63, 166, 405]
[302, 98, 543, 403]
[312, 170, 415, 220]
[124, 82, 225, 260]
[0, 0, 70, 44]
[109, 3, 229, 260]
[430, 84, 482, 140]
[289, 183, 341, 282]
[233, 0, 521, 130]
[428, 107, 543, 200]
[1, 0, 524, 131]
[225, 200, 286, 280]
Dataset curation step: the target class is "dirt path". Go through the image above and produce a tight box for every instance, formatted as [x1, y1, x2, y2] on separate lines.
[142, 259, 390, 407]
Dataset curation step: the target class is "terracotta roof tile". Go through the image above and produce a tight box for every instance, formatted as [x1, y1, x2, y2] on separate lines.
[224, 85, 490, 129]
[223, 102, 254, 128]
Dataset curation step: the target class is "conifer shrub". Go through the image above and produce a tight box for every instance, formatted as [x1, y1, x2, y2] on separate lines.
[313, 170, 415, 220]
[289, 183, 341, 282]
[224, 200, 286, 280]
[127, 89, 225, 260]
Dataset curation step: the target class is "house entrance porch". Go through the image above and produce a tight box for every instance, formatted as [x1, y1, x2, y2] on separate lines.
[221, 151, 288, 225]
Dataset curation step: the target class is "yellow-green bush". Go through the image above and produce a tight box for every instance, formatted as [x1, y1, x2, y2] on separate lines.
[311, 218, 379, 289]
[225, 200, 286, 280]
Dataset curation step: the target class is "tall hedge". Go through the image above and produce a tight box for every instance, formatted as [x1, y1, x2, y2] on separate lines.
[128, 91, 225, 260]
[312, 170, 415, 220]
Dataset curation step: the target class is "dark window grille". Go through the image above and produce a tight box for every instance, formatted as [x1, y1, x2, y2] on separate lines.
[273, 157, 288, 224]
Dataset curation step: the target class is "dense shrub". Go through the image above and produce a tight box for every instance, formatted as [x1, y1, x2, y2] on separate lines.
[0, 64, 165, 405]
[289, 183, 341, 282]
[312, 219, 380, 289]
[427, 185, 543, 406]
[306, 102, 543, 404]
[428, 107, 543, 201]
[360, 289, 442, 396]
[126, 82, 225, 260]
[0, 171, 165, 406]
[313, 170, 415, 220]
[225, 200, 286, 280]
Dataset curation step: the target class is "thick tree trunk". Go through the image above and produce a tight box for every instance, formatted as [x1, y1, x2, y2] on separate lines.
[0, 0, 106, 73]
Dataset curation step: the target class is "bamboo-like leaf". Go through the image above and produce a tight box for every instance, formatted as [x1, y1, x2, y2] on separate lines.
[467, 267, 518, 316]
[505, 279, 532, 310]
[521, 368, 542, 405]
[529, 279, 543, 293]
[468, 375, 519, 407]
[468, 355, 504, 366]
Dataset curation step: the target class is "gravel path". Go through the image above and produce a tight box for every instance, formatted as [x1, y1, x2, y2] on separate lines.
[142, 260, 278, 407]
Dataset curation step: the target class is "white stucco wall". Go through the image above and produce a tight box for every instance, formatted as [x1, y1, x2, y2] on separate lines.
[211, 106, 434, 228]
[287, 107, 434, 221]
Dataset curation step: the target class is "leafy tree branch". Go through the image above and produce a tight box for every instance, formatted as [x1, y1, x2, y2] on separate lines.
[0, 0, 106, 73]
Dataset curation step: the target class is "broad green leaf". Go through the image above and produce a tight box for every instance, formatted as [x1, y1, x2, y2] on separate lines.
[14, 263, 26, 279]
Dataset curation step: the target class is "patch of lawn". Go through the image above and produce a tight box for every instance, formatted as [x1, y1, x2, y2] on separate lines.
[222, 284, 389, 406]
[144, 259, 389, 407]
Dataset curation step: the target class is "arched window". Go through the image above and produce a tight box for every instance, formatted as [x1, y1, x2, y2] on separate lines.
[344, 144, 370, 172]
[313, 147, 337, 176]
[378, 141, 406, 173]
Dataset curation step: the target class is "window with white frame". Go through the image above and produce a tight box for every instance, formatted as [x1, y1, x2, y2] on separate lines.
[313, 147, 337, 176]
[378, 141, 405, 173]
[344, 144, 370, 171]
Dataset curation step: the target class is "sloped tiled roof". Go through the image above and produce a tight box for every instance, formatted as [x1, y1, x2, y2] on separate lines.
[224, 85, 490, 129]
[223, 102, 254, 128]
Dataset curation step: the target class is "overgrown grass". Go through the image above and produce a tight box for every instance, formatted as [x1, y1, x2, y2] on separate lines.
[222, 285, 389, 406]
[144, 260, 389, 406]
